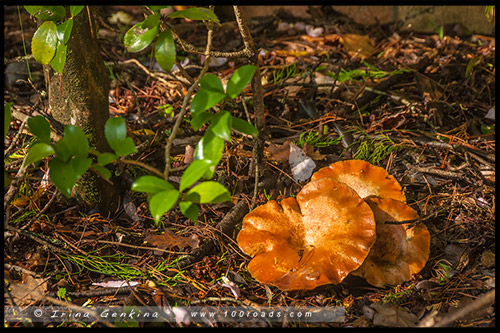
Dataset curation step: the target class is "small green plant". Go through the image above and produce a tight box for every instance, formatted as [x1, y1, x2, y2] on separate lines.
[350, 131, 405, 165]
[435, 261, 452, 284]
[25, 64, 258, 225]
[25, 6, 85, 73]
[381, 287, 413, 305]
[294, 130, 340, 149]
[263, 189, 272, 201]
[21, 6, 259, 227]
[57, 287, 71, 301]
[327, 62, 410, 83]
[272, 63, 299, 85]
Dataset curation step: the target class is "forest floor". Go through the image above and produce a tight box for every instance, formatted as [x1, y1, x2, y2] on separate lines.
[4, 6, 495, 328]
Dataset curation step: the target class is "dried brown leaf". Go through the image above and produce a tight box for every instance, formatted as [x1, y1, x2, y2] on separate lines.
[303, 142, 326, 160]
[145, 230, 199, 251]
[5, 274, 48, 306]
[371, 303, 418, 327]
[339, 34, 378, 60]
[265, 140, 291, 162]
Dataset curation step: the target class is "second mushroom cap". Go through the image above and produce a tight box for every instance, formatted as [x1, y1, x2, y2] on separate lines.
[311, 160, 406, 202]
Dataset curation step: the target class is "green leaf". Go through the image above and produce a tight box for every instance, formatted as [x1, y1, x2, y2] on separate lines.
[147, 6, 171, 13]
[28, 115, 51, 141]
[105, 116, 127, 149]
[190, 111, 214, 131]
[149, 189, 180, 223]
[64, 125, 88, 158]
[32, 21, 58, 65]
[114, 137, 137, 156]
[168, 7, 220, 25]
[180, 159, 214, 192]
[92, 164, 111, 180]
[185, 181, 231, 204]
[24, 6, 42, 15]
[465, 55, 481, 78]
[194, 129, 225, 164]
[155, 29, 176, 72]
[49, 158, 77, 197]
[190, 74, 226, 114]
[131, 175, 174, 194]
[97, 152, 117, 166]
[70, 156, 92, 178]
[56, 19, 73, 44]
[104, 117, 137, 156]
[4, 102, 12, 137]
[49, 43, 67, 74]
[226, 65, 257, 99]
[70, 6, 85, 17]
[179, 201, 199, 222]
[53, 138, 71, 162]
[28, 6, 66, 21]
[123, 21, 159, 53]
[141, 13, 161, 30]
[207, 110, 232, 141]
[25, 142, 54, 165]
[231, 116, 258, 138]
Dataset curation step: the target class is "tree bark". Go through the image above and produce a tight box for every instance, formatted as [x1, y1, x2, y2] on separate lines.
[45, 7, 120, 215]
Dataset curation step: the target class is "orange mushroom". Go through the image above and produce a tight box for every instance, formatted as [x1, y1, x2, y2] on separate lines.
[311, 160, 406, 203]
[237, 177, 376, 291]
[351, 197, 430, 288]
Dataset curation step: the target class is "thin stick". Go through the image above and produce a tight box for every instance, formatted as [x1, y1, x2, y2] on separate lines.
[417, 289, 495, 327]
[119, 158, 164, 179]
[163, 17, 215, 180]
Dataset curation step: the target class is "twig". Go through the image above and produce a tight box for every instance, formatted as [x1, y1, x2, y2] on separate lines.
[4, 264, 44, 278]
[4, 116, 28, 160]
[232, 6, 267, 210]
[118, 58, 191, 87]
[4, 159, 30, 211]
[418, 289, 495, 327]
[119, 158, 165, 179]
[46, 287, 133, 299]
[6, 225, 70, 255]
[20, 190, 58, 231]
[414, 165, 464, 179]
[167, 22, 250, 59]
[163, 19, 215, 180]
[173, 200, 249, 272]
[81, 239, 189, 255]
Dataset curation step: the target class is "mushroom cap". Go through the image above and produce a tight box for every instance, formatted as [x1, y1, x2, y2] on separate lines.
[351, 197, 430, 288]
[311, 160, 406, 202]
[237, 177, 376, 291]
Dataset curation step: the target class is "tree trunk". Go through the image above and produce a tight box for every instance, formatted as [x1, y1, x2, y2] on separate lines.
[45, 7, 121, 215]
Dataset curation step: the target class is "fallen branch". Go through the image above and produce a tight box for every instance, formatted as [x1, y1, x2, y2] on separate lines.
[173, 200, 249, 271]
[418, 289, 495, 327]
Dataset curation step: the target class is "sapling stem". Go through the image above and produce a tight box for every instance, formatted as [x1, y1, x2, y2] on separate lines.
[163, 12, 215, 181]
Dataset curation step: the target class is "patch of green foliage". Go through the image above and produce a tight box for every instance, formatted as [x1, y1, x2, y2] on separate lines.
[295, 130, 340, 149]
[350, 131, 406, 165]
[328, 61, 411, 83]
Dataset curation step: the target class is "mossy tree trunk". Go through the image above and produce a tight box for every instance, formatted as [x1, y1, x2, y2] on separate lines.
[44, 7, 121, 215]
